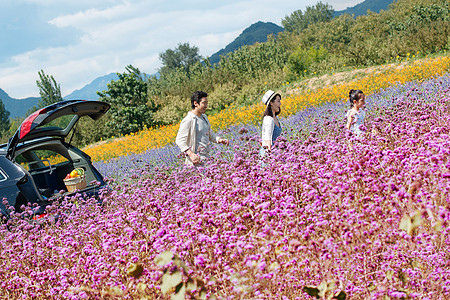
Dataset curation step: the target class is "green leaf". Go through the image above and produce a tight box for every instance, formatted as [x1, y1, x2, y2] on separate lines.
[386, 270, 394, 280]
[171, 282, 186, 300]
[136, 282, 147, 293]
[433, 220, 443, 232]
[186, 280, 196, 292]
[160, 271, 182, 295]
[326, 280, 336, 292]
[398, 269, 408, 284]
[318, 280, 328, 297]
[303, 286, 320, 299]
[399, 211, 421, 235]
[411, 211, 422, 228]
[174, 282, 184, 294]
[399, 215, 413, 235]
[106, 286, 124, 296]
[126, 263, 144, 278]
[333, 291, 347, 300]
[155, 251, 174, 267]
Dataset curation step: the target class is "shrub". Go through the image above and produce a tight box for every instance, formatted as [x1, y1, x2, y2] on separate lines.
[153, 95, 190, 125]
[207, 82, 240, 113]
[285, 46, 328, 80]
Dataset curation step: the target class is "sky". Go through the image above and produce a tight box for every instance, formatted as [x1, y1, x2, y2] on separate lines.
[0, 0, 363, 99]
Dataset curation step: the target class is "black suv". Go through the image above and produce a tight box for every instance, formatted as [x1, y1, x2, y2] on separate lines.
[0, 100, 110, 219]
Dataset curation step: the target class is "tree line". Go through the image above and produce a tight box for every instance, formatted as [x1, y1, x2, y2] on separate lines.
[1, 0, 448, 147]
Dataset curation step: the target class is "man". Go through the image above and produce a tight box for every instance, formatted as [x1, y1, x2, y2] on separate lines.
[175, 91, 229, 165]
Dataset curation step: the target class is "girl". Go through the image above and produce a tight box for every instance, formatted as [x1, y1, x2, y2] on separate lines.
[260, 90, 282, 155]
[346, 89, 366, 136]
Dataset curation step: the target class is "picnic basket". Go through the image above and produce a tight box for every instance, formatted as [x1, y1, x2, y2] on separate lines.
[64, 175, 87, 193]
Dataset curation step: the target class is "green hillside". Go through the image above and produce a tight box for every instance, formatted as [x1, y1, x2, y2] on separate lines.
[208, 21, 284, 65]
[335, 0, 395, 17]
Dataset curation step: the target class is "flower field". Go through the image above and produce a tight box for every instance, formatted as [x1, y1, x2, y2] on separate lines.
[1, 57, 450, 299]
[83, 56, 450, 162]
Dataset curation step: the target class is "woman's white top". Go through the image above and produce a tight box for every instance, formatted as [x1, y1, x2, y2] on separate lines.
[261, 116, 275, 144]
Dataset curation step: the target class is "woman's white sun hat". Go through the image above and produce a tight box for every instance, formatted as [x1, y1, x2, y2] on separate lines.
[261, 90, 280, 106]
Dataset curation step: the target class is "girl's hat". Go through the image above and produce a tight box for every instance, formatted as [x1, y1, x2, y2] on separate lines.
[261, 90, 280, 106]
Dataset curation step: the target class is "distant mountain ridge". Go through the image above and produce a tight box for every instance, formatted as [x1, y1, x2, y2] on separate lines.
[0, 88, 39, 119]
[64, 73, 118, 100]
[208, 21, 284, 65]
[335, 0, 394, 17]
[0, 0, 396, 118]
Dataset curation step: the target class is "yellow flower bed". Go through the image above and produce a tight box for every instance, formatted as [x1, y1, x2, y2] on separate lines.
[84, 56, 450, 162]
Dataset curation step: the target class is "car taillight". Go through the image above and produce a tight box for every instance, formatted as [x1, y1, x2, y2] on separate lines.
[32, 213, 47, 220]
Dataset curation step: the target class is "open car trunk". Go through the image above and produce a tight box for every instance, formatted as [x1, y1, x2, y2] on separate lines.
[7, 100, 110, 199]
[14, 138, 107, 199]
[0, 100, 110, 219]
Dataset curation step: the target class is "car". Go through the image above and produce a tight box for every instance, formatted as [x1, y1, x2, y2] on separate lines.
[0, 100, 111, 220]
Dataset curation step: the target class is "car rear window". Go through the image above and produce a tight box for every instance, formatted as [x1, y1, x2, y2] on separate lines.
[16, 149, 70, 171]
[0, 169, 6, 182]
[39, 114, 75, 130]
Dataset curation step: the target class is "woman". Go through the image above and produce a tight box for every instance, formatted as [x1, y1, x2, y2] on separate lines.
[260, 90, 282, 156]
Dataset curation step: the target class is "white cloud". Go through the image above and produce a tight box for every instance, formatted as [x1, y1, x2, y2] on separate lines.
[0, 0, 363, 98]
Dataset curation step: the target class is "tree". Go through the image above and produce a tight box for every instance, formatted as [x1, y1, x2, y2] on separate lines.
[0, 98, 10, 139]
[36, 69, 63, 109]
[282, 1, 334, 33]
[159, 42, 202, 74]
[97, 65, 159, 136]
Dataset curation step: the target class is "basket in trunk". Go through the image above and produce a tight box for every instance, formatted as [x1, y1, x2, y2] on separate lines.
[64, 176, 87, 193]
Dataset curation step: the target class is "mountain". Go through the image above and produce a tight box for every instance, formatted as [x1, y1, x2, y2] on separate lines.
[0, 88, 39, 119]
[334, 0, 395, 17]
[208, 21, 284, 65]
[64, 73, 119, 100]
